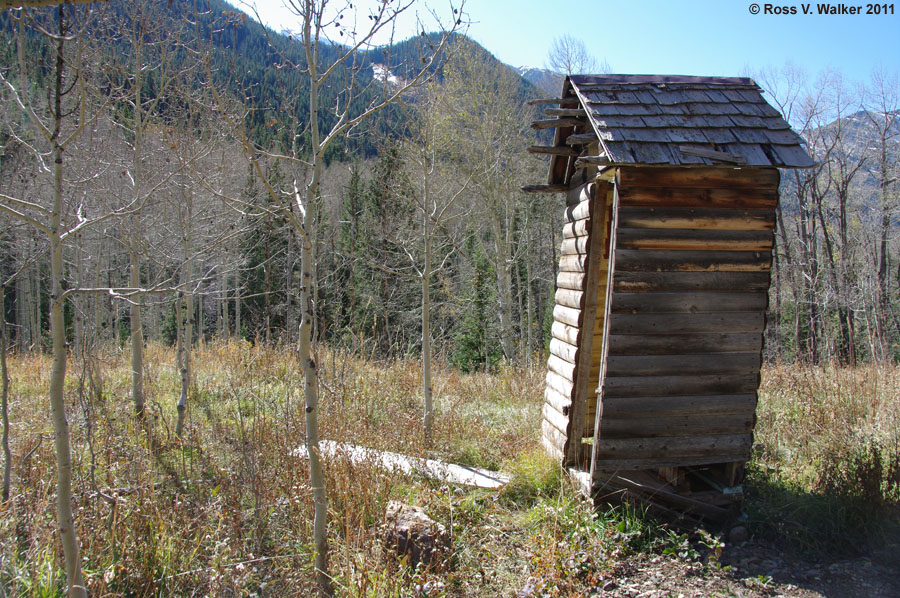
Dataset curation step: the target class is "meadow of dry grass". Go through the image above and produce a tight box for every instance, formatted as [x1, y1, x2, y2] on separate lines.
[0, 341, 898, 596]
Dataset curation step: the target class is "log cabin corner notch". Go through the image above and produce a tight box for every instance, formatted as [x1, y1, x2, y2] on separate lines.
[525, 74, 814, 519]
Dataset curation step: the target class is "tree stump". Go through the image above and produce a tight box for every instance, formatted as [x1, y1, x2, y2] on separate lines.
[383, 501, 451, 571]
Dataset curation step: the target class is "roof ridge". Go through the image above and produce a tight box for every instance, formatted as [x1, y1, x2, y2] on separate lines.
[570, 74, 758, 87]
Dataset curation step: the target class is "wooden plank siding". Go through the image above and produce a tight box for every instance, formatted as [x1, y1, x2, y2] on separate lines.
[590, 166, 778, 477]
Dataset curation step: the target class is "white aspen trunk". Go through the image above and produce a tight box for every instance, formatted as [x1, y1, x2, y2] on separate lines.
[218, 272, 226, 338]
[515, 247, 525, 364]
[93, 236, 104, 345]
[422, 184, 434, 443]
[524, 226, 534, 366]
[301, 14, 332, 594]
[185, 290, 194, 382]
[299, 230, 331, 596]
[175, 293, 187, 437]
[1, 288, 11, 502]
[491, 206, 515, 361]
[197, 293, 204, 345]
[15, 256, 27, 352]
[31, 254, 41, 352]
[129, 15, 146, 410]
[235, 272, 241, 339]
[286, 232, 294, 345]
[73, 232, 83, 355]
[51, 130, 86, 598]
[176, 176, 194, 436]
[310, 204, 320, 346]
[129, 248, 145, 417]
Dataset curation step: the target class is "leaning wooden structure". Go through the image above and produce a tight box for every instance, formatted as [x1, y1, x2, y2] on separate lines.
[524, 75, 813, 519]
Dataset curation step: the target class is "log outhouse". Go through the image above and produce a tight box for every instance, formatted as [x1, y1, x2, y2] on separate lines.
[524, 75, 813, 518]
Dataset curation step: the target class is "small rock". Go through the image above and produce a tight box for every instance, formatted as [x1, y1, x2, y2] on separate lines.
[760, 558, 780, 574]
[805, 568, 823, 578]
[728, 525, 749, 544]
[383, 501, 451, 571]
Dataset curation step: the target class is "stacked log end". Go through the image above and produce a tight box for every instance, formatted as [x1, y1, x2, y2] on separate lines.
[542, 183, 597, 462]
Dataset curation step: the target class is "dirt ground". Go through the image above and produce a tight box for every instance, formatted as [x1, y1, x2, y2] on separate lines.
[593, 531, 900, 598]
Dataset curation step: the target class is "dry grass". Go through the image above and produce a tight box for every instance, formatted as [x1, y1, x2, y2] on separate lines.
[0, 344, 897, 596]
[0, 340, 555, 597]
[756, 363, 900, 503]
[749, 363, 900, 552]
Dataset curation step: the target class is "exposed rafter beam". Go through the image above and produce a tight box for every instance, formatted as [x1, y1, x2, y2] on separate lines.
[527, 145, 579, 157]
[521, 184, 569, 194]
[532, 117, 585, 130]
[565, 132, 598, 146]
[543, 108, 587, 118]
[574, 155, 610, 168]
[526, 97, 578, 106]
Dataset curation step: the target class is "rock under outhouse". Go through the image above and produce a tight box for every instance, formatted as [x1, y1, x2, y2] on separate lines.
[524, 75, 814, 519]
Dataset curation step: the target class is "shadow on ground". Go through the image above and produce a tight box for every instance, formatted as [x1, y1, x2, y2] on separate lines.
[716, 475, 900, 598]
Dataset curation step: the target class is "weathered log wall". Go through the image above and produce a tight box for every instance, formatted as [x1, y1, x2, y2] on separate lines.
[591, 166, 778, 474]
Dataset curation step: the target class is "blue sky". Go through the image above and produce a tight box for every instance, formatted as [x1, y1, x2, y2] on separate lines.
[251, 0, 898, 85]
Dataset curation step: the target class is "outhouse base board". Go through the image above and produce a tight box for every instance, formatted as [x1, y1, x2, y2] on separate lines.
[569, 462, 744, 521]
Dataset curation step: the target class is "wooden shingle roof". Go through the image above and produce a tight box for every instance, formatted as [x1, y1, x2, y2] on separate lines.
[570, 74, 813, 168]
[529, 74, 814, 191]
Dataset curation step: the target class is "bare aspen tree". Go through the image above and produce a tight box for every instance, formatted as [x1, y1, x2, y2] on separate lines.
[816, 77, 868, 364]
[207, 2, 464, 592]
[864, 70, 900, 359]
[0, 7, 94, 594]
[438, 40, 534, 362]
[398, 77, 471, 441]
[0, 4, 185, 592]
[546, 34, 608, 75]
[0, 284, 10, 503]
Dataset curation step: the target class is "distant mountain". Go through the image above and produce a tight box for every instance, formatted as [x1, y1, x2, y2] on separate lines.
[809, 109, 900, 202]
[518, 66, 564, 96]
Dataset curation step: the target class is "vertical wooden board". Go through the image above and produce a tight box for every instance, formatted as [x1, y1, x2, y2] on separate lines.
[565, 180, 611, 466]
[590, 180, 621, 482]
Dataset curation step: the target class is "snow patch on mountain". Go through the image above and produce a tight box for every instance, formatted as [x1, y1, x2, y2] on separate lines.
[372, 64, 405, 87]
[517, 66, 564, 95]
